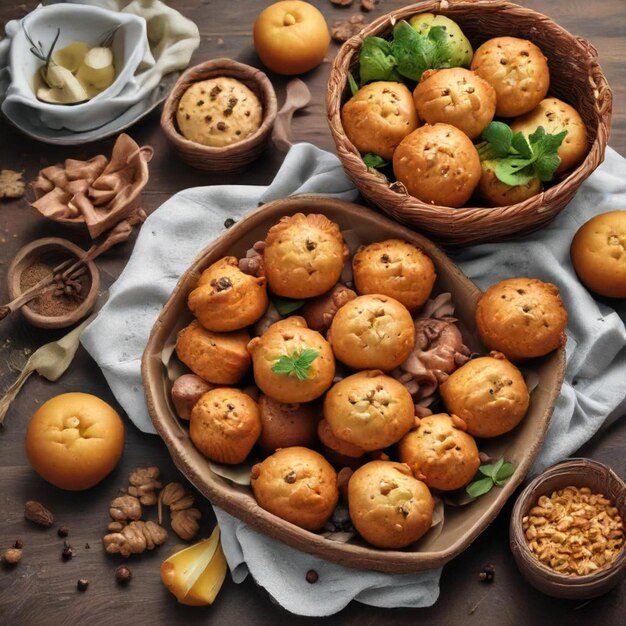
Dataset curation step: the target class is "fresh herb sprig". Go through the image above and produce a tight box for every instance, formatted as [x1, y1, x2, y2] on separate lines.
[362, 153, 388, 170]
[477, 121, 567, 187]
[466, 458, 515, 498]
[272, 349, 320, 382]
[271, 295, 305, 316]
[23, 23, 60, 84]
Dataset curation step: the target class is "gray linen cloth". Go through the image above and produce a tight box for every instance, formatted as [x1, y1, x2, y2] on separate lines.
[82, 143, 626, 616]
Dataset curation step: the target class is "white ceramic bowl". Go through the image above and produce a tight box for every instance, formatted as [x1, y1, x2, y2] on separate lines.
[2, 3, 148, 132]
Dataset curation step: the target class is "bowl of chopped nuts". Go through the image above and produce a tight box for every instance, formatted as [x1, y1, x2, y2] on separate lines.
[510, 458, 625, 599]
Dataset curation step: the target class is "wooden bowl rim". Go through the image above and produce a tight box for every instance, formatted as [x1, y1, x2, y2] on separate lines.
[160, 58, 278, 157]
[7, 237, 100, 328]
[142, 194, 566, 572]
[509, 458, 626, 585]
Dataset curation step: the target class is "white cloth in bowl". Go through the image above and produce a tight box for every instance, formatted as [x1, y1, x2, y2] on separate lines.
[81, 143, 626, 616]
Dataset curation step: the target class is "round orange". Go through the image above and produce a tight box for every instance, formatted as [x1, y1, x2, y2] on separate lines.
[25, 392, 124, 491]
[253, 1, 330, 75]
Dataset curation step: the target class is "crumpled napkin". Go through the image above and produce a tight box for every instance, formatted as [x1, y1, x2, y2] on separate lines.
[0, 0, 199, 132]
[31, 133, 153, 238]
[81, 143, 626, 616]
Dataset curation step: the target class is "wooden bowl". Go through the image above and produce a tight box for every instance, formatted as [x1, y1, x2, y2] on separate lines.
[326, 0, 612, 245]
[142, 195, 565, 572]
[7, 238, 100, 330]
[160, 59, 278, 174]
[510, 458, 626, 599]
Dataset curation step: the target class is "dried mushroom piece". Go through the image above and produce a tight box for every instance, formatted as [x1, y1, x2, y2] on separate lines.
[0, 170, 25, 199]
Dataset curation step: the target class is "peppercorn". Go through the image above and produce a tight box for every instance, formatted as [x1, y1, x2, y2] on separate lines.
[13, 540, 23, 550]
[84, 543, 90, 550]
[115, 565, 132, 586]
[224, 218, 236, 229]
[76, 578, 89, 592]
[2, 548, 22, 565]
[62, 542, 74, 561]
[479, 564, 495, 583]
[305, 569, 318, 584]
[57, 526, 69, 538]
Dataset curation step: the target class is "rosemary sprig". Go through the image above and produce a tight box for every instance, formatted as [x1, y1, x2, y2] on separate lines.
[99, 25, 120, 48]
[23, 23, 60, 85]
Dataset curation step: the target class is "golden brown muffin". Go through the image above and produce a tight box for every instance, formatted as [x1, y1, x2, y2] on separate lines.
[247, 316, 335, 403]
[475, 277, 568, 360]
[440, 354, 530, 438]
[176, 321, 250, 385]
[511, 98, 588, 173]
[478, 161, 542, 207]
[301, 283, 357, 332]
[318, 418, 366, 459]
[257, 394, 319, 454]
[190, 388, 261, 464]
[176, 77, 263, 148]
[263, 213, 347, 299]
[393, 124, 481, 207]
[188, 256, 268, 332]
[323, 370, 415, 451]
[352, 239, 436, 312]
[413, 68, 496, 139]
[570, 211, 626, 298]
[328, 294, 416, 371]
[348, 461, 434, 549]
[251, 447, 338, 531]
[341, 81, 419, 160]
[398, 413, 480, 491]
[470, 37, 550, 117]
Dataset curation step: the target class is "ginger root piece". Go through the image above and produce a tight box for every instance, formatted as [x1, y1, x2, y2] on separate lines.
[0, 169, 25, 199]
[127, 467, 162, 505]
[103, 520, 168, 557]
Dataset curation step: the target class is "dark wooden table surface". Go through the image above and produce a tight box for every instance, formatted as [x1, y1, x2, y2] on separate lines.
[1, 1, 624, 624]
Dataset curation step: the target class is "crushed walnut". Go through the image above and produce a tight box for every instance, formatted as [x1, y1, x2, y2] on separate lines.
[522, 486, 624, 576]
[331, 14, 367, 43]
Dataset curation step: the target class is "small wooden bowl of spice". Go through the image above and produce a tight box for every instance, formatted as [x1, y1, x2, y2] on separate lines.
[510, 458, 625, 600]
[7, 238, 100, 330]
[161, 58, 277, 174]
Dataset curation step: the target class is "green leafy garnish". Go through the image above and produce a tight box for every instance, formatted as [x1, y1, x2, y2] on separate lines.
[362, 153, 388, 169]
[348, 72, 359, 97]
[466, 458, 515, 498]
[272, 349, 320, 381]
[271, 296, 305, 316]
[359, 36, 400, 84]
[477, 122, 567, 187]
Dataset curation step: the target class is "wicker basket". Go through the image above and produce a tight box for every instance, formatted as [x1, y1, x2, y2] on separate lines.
[161, 59, 277, 174]
[327, 0, 612, 246]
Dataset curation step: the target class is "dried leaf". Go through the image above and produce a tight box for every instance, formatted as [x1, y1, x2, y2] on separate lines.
[208, 462, 252, 486]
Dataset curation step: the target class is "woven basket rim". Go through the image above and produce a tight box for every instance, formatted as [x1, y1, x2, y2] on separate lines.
[161, 58, 278, 156]
[326, 0, 613, 224]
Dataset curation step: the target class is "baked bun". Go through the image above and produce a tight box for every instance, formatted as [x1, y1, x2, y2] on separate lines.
[478, 161, 542, 207]
[475, 277, 567, 360]
[176, 321, 250, 384]
[413, 68, 496, 139]
[352, 239, 436, 311]
[393, 124, 481, 207]
[471, 37, 549, 117]
[188, 256, 268, 332]
[341, 81, 419, 160]
[398, 413, 480, 491]
[257, 395, 319, 454]
[247, 316, 335, 403]
[440, 354, 529, 438]
[251, 447, 338, 531]
[190, 388, 261, 464]
[264, 213, 347, 299]
[570, 211, 626, 298]
[348, 461, 434, 549]
[511, 97, 588, 173]
[328, 294, 416, 371]
[176, 77, 262, 148]
[318, 418, 366, 460]
[323, 370, 415, 451]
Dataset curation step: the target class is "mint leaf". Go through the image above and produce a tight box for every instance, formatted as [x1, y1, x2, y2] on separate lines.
[359, 36, 399, 84]
[528, 127, 567, 182]
[535, 153, 562, 182]
[495, 462, 515, 484]
[466, 477, 494, 498]
[495, 159, 536, 187]
[271, 296, 305, 316]
[478, 464, 496, 478]
[363, 153, 388, 169]
[482, 122, 513, 158]
[511, 132, 533, 159]
[272, 348, 320, 382]
[348, 72, 359, 97]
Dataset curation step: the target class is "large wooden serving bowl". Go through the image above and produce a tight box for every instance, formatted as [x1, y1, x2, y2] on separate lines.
[142, 195, 565, 573]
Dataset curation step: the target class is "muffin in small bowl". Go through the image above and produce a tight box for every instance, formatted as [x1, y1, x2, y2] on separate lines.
[510, 458, 625, 600]
[161, 58, 277, 173]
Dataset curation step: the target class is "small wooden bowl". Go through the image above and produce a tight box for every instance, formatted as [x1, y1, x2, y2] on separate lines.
[160, 59, 278, 174]
[8, 238, 100, 330]
[510, 458, 626, 599]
